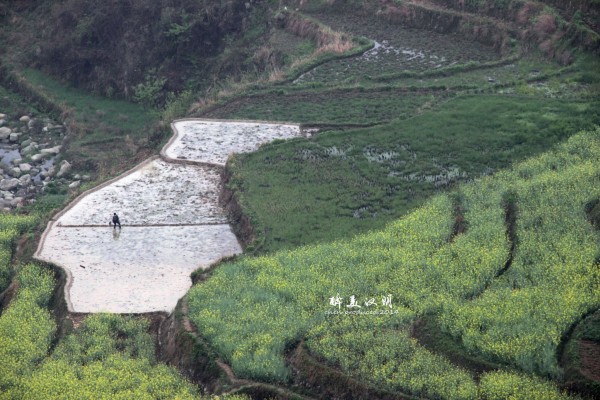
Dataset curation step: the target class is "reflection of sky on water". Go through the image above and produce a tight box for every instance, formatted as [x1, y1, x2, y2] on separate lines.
[37, 225, 241, 313]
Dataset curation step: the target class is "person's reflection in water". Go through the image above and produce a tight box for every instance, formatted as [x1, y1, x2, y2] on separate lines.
[112, 228, 121, 240]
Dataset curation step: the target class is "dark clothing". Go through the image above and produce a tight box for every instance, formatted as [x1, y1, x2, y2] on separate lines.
[112, 214, 121, 229]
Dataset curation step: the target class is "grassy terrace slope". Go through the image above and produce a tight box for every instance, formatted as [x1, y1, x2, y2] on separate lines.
[1, 0, 599, 398]
[204, 2, 600, 253]
[188, 127, 600, 399]
[216, 94, 600, 252]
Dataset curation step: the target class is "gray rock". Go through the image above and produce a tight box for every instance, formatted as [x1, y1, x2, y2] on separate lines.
[31, 153, 46, 162]
[0, 127, 11, 140]
[20, 139, 32, 148]
[68, 180, 80, 189]
[47, 166, 56, 177]
[9, 168, 21, 177]
[48, 124, 65, 132]
[0, 113, 6, 119]
[74, 174, 81, 180]
[9, 132, 20, 142]
[19, 174, 32, 186]
[22, 144, 37, 155]
[82, 175, 91, 181]
[11, 158, 22, 166]
[0, 119, 6, 127]
[19, 163, 32, 172]
[10, 197, 24, 207]
[56, 160, 71, 178]
[0, 178, 20, 191]
[41, 145, 61, 155]
[19, 115, 30, 123]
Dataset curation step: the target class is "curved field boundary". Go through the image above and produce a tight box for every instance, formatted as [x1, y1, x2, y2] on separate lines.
[33, 118, 303, 313]
[33, 156, 162, 312]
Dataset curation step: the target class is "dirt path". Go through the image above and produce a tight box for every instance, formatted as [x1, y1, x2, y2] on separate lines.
[34, 119, 303, 313]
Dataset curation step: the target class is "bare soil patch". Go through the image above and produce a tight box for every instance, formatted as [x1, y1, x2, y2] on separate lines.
[37, 225, 241, 313]
[166, 120, 302, 166]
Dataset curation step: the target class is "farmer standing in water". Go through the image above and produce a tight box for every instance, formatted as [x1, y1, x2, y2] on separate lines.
[111, 213, 121, 229]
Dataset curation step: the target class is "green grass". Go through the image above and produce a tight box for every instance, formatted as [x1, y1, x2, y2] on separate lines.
[21, 69, 152, 133]
[0, 214, 38, 293]
[0, 84, 42, 120]
[207, 89, 441, 125]
[0, 265, 211, 400]
[0, 264, 58, 396]
[19, 69, 161, 176]
[227, 94, 600, 253]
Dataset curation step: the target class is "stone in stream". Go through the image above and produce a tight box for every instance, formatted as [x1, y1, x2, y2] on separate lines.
[10, 197, 24, 207]
[0, 178, 20, 191]
[22, 143, 37, 155]
[69, 180, 81, 189]
[41, 145, 61, 155]
[19, 174, 32, 187]
[56, 160, 71, 178]
[19, 163, 32, 173]
[19, 115, 30, 123]
[46, 166, 56, 177]
[0, 127, 11, 140]
[9, 132, 21, 142]
[9, 167, 21, 178]
[31, 153, 46, 162]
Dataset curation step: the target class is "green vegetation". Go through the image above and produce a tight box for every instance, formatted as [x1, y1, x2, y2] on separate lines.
[441, 133, 600, 377]
[188, 128, 600, 398]
[18, 69, 161, 177]
[0, 84, 42, 119]
[17, 314, 199, 400]
[0, 264, 58, 397]
[0, 264, 251, 400]
[208, 89, 441, 125]
[225, 95, 600, 253]
[0, 214, 37, 293]
[1, 0, 599, 398]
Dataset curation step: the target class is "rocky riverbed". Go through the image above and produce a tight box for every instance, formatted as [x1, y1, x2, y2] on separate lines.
[0, 112, 82, 211]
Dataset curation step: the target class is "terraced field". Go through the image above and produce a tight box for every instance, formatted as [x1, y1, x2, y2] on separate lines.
[295, 11, 501, 84]
[1, 0, 599, 399]
[34, 120, 303, 313]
